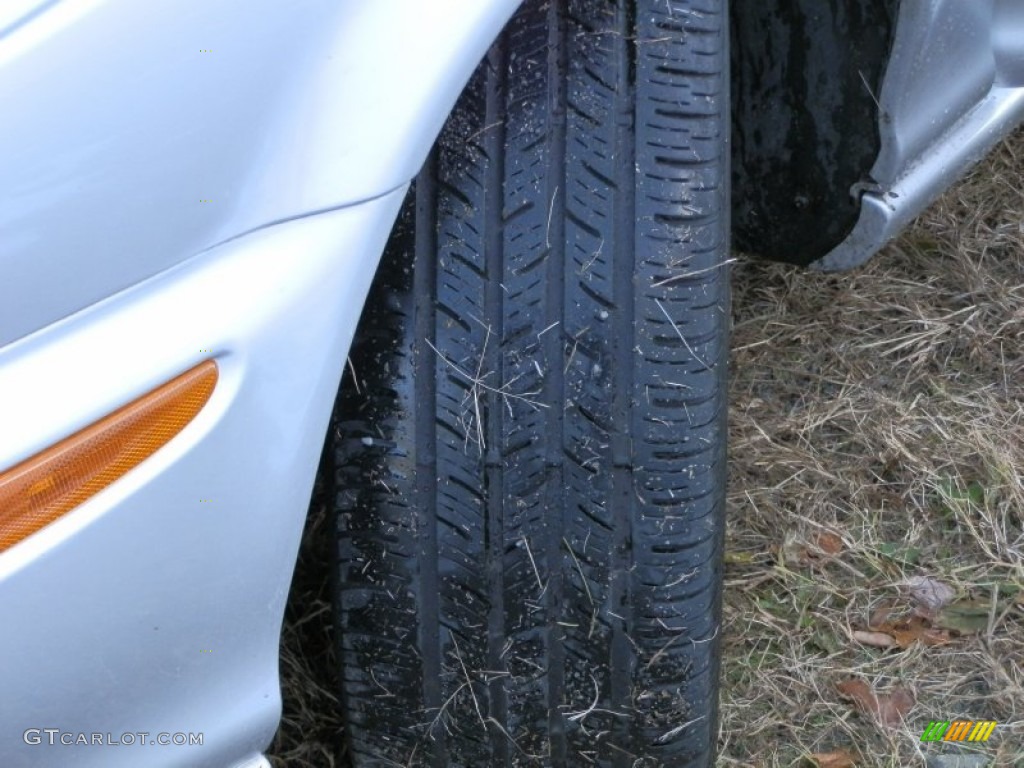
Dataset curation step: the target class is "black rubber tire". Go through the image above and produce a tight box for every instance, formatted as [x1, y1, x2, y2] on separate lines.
[331, 1, 729, 765]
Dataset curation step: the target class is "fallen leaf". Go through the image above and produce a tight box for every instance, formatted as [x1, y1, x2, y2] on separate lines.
[836, 679, 874, 714]
[887, 618, 953, 648]
[808, 750, 857, 768]
[781, 530, 844, 567]
[880, 687, 915, 725]
[904, 576, 955, 613]
[836, 679, 914, 726]
[852, 630, 897, 648]
[814, 531, 844, 555]
[864, 613, 954, 649]
[935, 600, 990, 634]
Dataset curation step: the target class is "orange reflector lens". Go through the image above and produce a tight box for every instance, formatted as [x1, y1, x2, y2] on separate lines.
[0, 360, 218, 553]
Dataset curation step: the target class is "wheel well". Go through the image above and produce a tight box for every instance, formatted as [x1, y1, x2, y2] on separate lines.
[730, 0, 899, 266]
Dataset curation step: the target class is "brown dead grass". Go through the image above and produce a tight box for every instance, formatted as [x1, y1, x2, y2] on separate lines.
[721, 129, 1024, 767]
[270, 131, 1024, 767]
[269, 464, 343, 768]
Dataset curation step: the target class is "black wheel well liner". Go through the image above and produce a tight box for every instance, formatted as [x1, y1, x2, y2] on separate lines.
[730, 0, 900, 266]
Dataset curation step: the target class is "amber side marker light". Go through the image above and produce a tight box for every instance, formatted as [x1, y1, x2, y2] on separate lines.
[0, 360, 218, 553]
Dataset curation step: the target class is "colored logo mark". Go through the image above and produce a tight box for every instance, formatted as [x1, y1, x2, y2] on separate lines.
[920, 720, 997, 742]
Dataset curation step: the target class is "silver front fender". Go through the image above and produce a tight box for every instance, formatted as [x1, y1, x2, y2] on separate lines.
[0, 0, 521, 345]
[0, 2, 522, 766]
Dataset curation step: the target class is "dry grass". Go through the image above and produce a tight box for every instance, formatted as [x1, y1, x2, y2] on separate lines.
[269, 463, 343, 768]
[721, 130, 1024, 767]
[270, 131, 1024, 767]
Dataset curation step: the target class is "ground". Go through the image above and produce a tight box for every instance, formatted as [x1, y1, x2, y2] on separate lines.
[269, 129, 1024, 768]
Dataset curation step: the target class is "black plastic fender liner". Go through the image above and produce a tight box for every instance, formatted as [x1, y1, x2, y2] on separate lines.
[730, 0, 899, 266]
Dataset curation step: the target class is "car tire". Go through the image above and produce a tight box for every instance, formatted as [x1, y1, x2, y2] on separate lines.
[331, 0, 730, 765]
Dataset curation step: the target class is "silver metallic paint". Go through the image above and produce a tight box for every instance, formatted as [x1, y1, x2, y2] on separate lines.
[0, 188, 407, 768]
[815, 0, 1024, 270]
[0, 0, 521, 346]
[0, 1, 522, 766]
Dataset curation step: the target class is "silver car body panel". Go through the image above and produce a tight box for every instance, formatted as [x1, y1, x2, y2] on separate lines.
[0, 1, 521, 766]
[814, 0, 1024, 270]
[0, 187, 407, 768]
[0, 0, 520, 347]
